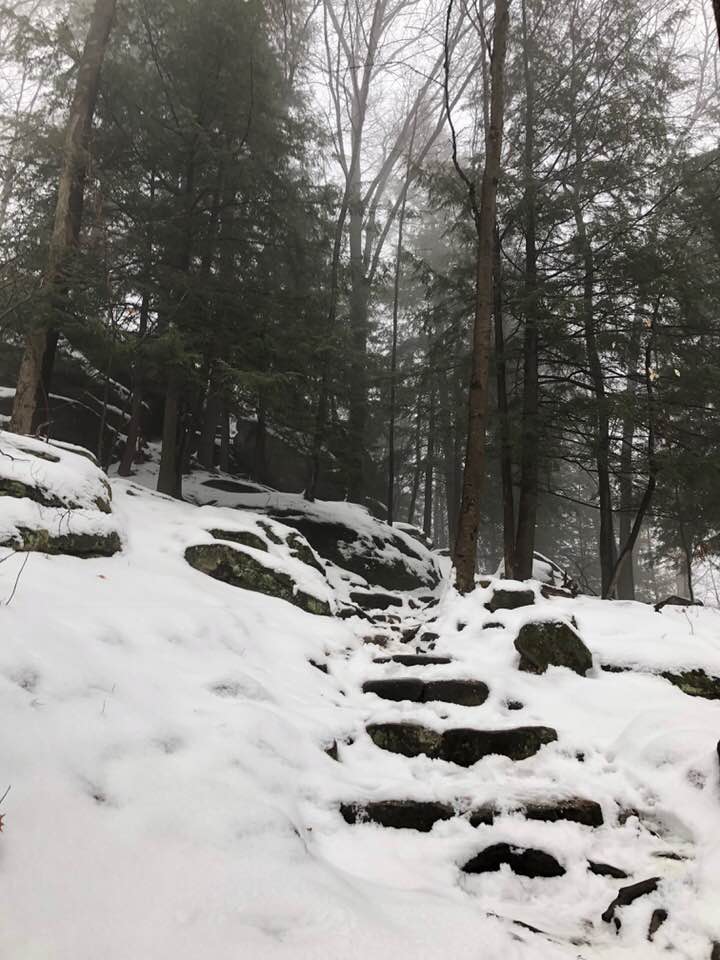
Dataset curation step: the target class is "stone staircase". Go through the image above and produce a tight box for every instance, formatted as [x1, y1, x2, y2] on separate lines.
[308, 583, 709, 952]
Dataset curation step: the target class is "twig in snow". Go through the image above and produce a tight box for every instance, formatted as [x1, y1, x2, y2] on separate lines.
[5, 552, 29, 605]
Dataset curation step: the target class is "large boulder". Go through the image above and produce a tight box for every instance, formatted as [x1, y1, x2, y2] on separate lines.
[514, 620, 593, 676]
[0, 431, 122, 558]
[264, 510, 439, 591]
[185, 543, 331, 615]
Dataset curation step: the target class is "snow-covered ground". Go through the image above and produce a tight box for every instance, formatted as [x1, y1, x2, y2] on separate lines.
[1, 438, 719, 959]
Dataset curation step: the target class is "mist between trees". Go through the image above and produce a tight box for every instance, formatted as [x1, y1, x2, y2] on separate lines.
[1, 0, 719, 599]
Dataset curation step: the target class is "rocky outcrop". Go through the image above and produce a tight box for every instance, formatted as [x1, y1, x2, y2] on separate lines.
[514, 619, 593, 676]
[185, 543, 331, 615]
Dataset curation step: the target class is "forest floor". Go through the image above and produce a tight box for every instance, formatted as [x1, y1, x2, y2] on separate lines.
[0, 435, 719, 959]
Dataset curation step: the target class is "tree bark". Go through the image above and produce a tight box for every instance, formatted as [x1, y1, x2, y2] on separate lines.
[493, 225, 515, 579]
[10, 0, 117, 435]
[452, 0, 510, 593]
[157, 380, 181, 497]
[423, 388, 436, 540]
[615, 309, 643, 598]
[513, 0, 540, 580]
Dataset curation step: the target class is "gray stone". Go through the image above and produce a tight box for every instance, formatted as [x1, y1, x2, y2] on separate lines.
[366, 723, 443, 758]
[423, 679, 489, 707]
[588, 860, 628, 879]
[601, 877, 660, 928]
[485, 588, 535, 613]
[362, 678, 425, 702]
[440, 726, 558, 765]
[514, 620, 593, 676]
[340, 800, 454, 832]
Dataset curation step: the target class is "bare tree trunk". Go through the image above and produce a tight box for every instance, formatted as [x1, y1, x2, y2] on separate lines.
[451, 0, 510, 593]
[386, 129, 415, 523]
[10, 0, 117, 435]
[407, 390, 423, 524]
[616, 310, 643, 599]
[493, 224, 515, 579]
[157, 380, 180, 497]
[423, 388, 435, 539]
[219, 405, 231, 473]
[514, 0, 540, 579]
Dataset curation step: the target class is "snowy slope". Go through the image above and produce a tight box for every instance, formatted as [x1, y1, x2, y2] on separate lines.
[0, 453, 719, 958]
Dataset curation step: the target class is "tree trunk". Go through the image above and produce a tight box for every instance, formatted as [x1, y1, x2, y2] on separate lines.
[514, 0, 540, 580]
[157, 380, 181, 497]
[615, 310, 643, 599]
[493, 224, 515, 579]
[423, 389, 436, 540]
[253, 391, 268, 483]
[452, 0, 510, 593]
[347, 153, 370, 501]
[407, 390, 423, 525]
[10, 0, 117, 435]
[219, 405, 231, 473]
[198, 363, 221, 470]
[573, 197, 616, 595]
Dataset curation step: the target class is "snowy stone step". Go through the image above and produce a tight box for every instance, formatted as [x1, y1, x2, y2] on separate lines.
[470, 797, 603, 828]
[366, 722, 558, 764]
[339, 796, 602, 832]
[462, 843, 565, 878]
[340, 800, 454, 832]
[373, 654, 453, 666]
[485, 587, 536, 613]
[350, 590, 403, 611]
[362, 677, 489, 706]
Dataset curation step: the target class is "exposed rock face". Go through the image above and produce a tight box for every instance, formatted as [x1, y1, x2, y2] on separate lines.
[185, 543, 331, 615]
[263, 510, 439, 591]
[367, 723, 557, 765]
[0, 526, 121, 558]
[0, 432, 121, 558]
[661, 668, 720, 700]
[514, 620, 593, 676]
[485, 588, 535, 613]
[340, 800, 454, 832]
[462, 843, 566, 878]
[209, 529, 268, 551]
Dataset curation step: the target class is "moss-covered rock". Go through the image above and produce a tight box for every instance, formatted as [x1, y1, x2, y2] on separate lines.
[366, 722, 443, 758]
[661, 668, 720, 699]
[185, 543, 331, 615]
[1, 526, 122, 558]
[0, 476, 111, 514]
[514, 620, 593, 676]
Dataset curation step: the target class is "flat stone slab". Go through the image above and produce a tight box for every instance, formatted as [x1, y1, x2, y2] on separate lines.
[440, 726, 558, 765]
[366, 722, 443, 758]
[340, 800, 454, 832]
[468, 796, 603, 828]
[485, 588, 535, 613]
[514, 620, 593, 676]
[363, 677, 489, 706]
[373, 654, 453, 666]
[588, 860, 629, 879]
[366, 723, 557, 765]
[362, 678, 425, 702]
[423, 679, 489, 706]
[462, 843, 565, 878]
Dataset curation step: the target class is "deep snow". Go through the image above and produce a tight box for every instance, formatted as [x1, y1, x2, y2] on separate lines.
[0, 440, 719, 958]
